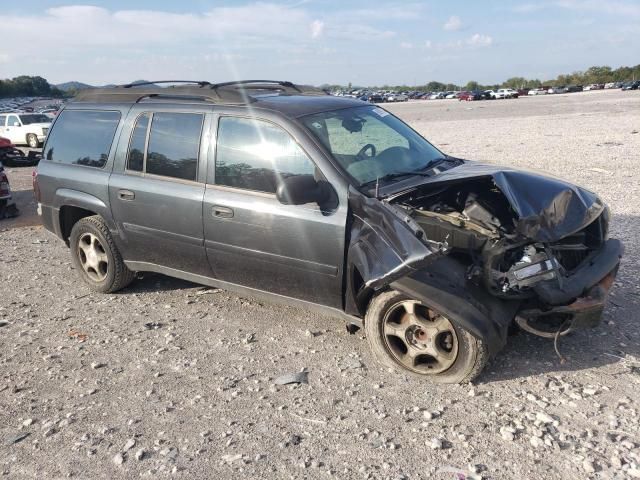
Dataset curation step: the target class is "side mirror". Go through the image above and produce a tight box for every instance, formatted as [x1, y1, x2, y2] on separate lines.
[276, 174, 328, 206]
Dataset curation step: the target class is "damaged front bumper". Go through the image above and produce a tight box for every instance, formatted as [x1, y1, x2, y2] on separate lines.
[519, 238, 624, 329]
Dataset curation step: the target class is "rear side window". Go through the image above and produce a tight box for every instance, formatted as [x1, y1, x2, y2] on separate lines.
[44, 110, 120, 168]
[147, 113, 202, 181]
[215, 117, 315, 194]
[125, 112, 202, 182]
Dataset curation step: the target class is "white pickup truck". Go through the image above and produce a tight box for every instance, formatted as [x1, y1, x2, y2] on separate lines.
[0, 113, 51, 148]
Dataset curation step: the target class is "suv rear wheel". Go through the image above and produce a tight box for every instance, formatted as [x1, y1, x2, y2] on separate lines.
[364, 290, 489, 384]
[69, 216, 135, 293]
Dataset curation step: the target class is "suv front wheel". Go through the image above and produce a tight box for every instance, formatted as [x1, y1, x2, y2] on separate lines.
[364, 290, 489, 384]
[69, 215, 135, 293]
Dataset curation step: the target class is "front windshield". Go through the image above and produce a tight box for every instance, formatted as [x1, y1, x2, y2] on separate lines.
[20, 114, 51, 125]
[301, 106, 443, 186]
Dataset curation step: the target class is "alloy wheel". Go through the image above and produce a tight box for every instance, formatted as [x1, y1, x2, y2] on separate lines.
[77, 233, 109, 282]
[381, 300, 459, 374]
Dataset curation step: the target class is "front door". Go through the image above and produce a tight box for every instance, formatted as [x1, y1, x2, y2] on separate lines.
[4, 114, 22, 144]
[203, 115, 347, 308]
[108, 108, 212, 277]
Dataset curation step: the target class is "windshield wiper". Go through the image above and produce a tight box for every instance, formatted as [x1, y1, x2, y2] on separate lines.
[361, 170, 431, 189]
[426, 156, 450, 169]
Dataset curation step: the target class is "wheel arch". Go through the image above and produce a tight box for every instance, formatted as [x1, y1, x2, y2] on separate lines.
[391, 257, 521, 356]
[55, 189, 116, 246]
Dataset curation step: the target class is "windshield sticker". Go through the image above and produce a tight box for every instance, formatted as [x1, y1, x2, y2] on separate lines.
[372, 108, 389, 118]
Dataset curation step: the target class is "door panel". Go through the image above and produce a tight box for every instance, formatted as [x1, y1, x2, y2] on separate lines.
[109, 173, 209, 276]
[203, 186, 345, 307]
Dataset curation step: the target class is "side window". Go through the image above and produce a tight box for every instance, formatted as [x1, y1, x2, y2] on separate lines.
[0, 115, 6, 127]
[126, 113, 150, 172]
[8, 115, 21, 127]
[43, 110, 120, 168]
[146, 113, 202, 181]
[215, 117, 315, 194]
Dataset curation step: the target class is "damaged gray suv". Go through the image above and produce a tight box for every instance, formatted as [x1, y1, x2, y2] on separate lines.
[34, 80, 623, 383]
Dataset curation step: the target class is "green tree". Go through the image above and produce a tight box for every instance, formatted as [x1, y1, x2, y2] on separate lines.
[464, 80, 480, 91]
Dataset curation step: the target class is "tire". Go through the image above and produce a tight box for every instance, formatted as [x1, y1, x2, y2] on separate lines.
[26, 134, 38, 149]
[69, 215, 135, 293]
[364, 290, 489, 384]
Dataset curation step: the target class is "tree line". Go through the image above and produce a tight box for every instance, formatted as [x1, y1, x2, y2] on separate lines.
[325, 64, 640, 92]
[0, 76, 65, 98]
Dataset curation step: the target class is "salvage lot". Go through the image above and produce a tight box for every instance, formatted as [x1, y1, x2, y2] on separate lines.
[1, 90, 639, 479]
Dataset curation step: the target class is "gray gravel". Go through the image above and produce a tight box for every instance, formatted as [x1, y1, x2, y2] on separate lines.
[1, 89, 639, 479]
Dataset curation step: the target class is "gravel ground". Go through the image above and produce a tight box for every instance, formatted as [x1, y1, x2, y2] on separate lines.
[1, 89, 639, 480]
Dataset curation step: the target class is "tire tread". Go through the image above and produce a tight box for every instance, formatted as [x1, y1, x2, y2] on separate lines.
[71, 215, 134, 293]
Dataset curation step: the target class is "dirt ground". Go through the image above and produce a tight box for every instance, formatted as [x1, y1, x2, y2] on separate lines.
[1, 89, 639, 479]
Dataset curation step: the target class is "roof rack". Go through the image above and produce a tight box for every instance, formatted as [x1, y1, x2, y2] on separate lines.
[71, 80, 328, 104]
[120, 80, 212, 88]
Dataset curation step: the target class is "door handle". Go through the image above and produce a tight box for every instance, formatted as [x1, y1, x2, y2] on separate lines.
[118, 189, 135, 201]
[212, 205, 234, 219]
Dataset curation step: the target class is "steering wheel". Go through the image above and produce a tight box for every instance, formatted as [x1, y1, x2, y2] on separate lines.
[356, 143, 376, 160]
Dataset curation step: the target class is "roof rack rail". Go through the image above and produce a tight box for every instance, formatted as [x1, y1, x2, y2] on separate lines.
[120, 80, 211, 88]
[210, 80, 300, 92]
[70, 80, 328, 104]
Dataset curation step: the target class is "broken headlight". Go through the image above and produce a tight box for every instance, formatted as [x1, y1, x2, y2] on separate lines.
[500, 245, 558, 293]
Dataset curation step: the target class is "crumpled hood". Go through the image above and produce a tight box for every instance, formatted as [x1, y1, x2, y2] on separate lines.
[391, 161, 605, 243]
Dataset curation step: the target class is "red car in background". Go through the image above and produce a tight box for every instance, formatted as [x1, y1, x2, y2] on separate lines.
[0, 136, 37, 167]
[458, 91, 482, 101]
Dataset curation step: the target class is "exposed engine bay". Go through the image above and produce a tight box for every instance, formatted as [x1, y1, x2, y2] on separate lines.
[391, 177, 609, 301]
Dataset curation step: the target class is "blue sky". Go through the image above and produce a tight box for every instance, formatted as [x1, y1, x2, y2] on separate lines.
[1, 1, 638, 86]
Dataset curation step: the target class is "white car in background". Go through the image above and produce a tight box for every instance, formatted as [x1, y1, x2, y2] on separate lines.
[0, 113, 51, 148]
[528, 88, 548, 96]
[385, 93, 408, 102]
[497, 88, 519, 98]
[486, 89, 509, 99]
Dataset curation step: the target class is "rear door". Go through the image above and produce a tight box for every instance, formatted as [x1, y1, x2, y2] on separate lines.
[108, 106, 212, 277]
[203, 113, 347, 308]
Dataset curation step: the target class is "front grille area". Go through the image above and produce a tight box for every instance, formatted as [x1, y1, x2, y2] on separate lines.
[551, 210, 608, 272]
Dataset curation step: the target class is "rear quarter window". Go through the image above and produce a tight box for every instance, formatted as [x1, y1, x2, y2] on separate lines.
[43, 110, 121, 168]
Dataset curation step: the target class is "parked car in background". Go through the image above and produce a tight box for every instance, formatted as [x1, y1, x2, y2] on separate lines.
[458, 91, 482, 101]
[444, 91, 458, 99]
[528, 88, 547, 96]
[548, 86, 567, 94]
[429, 92, 445, 100]
[517, 88, 530, 96]
[39, 108, 60, 119]
[498, 88, 519, 98]
[622, 81, 640, 90]
[0, 162, 19, 219]
[0, 113, 51, 148]
[0, 136, 36, 167]
[486, 89, 515, 99]
[584, 84, 604, 91]
[566, 85, 583, 93]
[385, 93, 408, 102]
